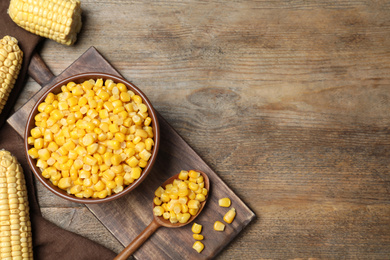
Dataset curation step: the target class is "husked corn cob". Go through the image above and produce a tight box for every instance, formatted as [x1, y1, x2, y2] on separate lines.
[0, 36, 23, 115]
[8, 0, 82, 45]
[0, 150, 33, 259]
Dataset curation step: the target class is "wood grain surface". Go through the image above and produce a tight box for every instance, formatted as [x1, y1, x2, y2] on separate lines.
[9, 0, 390, 259]
[9, 47, 255, 259]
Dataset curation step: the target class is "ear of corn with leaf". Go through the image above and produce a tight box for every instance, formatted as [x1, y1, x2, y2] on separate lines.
[0, 36, 23, 115]
[0, 150, 33, 259]
[8, 0, 82, 46]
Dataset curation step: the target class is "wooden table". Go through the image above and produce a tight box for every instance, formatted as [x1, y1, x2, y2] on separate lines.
[12, 0, 390, 259]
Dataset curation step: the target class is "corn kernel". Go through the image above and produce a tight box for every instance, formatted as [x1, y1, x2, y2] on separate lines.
[58, 177, 72, 189]
[219, 198, 231, 208]
[223, 208, 236, 224]
[214, 221, 225, 231]
[178, 170, 189, 180]
[191, 223, 202, 234]
[193, 234, 204, 240]
[153, 206, 164, 216]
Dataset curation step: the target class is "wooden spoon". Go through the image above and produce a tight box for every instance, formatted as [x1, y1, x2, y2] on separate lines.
[114, 170, 210, 260]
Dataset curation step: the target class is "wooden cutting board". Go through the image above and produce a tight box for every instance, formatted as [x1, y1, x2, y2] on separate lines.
[8, 47, 255, 259]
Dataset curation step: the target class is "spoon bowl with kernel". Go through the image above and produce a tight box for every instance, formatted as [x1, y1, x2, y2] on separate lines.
[114, 170, 210, 260]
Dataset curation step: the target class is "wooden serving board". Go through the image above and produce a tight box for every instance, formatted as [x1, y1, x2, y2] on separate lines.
[8, 47, 255, 259]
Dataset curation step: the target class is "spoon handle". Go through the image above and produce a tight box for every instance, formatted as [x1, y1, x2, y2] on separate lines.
[114, 219, 161, 260]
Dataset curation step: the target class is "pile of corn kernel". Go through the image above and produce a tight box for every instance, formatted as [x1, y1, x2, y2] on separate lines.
[153, 170, 208, 224]
[27, 78, 154, 199]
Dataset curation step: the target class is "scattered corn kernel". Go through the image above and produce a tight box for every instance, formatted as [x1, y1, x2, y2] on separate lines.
[193, 234, 204, 240]
[223, 207, 236, 224]
[191, 223, 203, 234]
[192, 241, 204, 253]
[213, 221, 225, 231]
[218, 197, 231, 208]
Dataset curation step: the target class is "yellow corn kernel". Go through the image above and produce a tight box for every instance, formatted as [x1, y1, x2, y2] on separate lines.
[67, 96, 78, 107]
[195, 193, 206, 202]
[132, 94, 142, 104]
[37, 102, 47, 112]
[97, 190, 108, 199]
[28, 148, 39, 159]
[75, 146, 87, 157]
[87, 143, 99, 154]
[115, 82, 126, 92]
[176, 188, 188, 198]
[134, 142, 146, 153]
[193, 234, 204, 240]
[126, 156, 139, 168]
[188, 199, 200, 210]
[83, 155, 97, 166]
[34, 138, 44, 149]
[144, 117, 152, 126]
[145, 138, 154, 151]
[106, 180, 116, 189]
[107, 140, 121, 150]
[83, 188, 94, 198]
[30, 127, 42, 138]
[214, 221, 225, 231]
[110, 154, 122, 166]
[94, 180, 105, 192]
[188, 182, 199, 191]
[114, 132, 126, 143]
[188, 190, 196, 200]
[189, 208, 199, 216]
[102, 169, 116, 181]
[178, 212, 191, 224]
[218, 198, 231, 208]
[63, 140, 76, 151]
[91, 174, 99, 185]
[69, 185, 82, 194]
[178, 170, 189, 180]
[37, 148, 51, 161]
[180, 204, 188, 214]
[144, 126, 154, 138]
[223, 208, 236, 224]
[153, 206, 164, 216]
[139, 149, 152, 161]
[160, 192, 170, 203]
[130, 167, 142, 179]
[191, 223, 202, 234]
[188, 170, 200, 179]
[169, 211, 178, 224]
[153, 196, 162, 206]
[58, 177, 72, 190]
[155, 186, 164, 197]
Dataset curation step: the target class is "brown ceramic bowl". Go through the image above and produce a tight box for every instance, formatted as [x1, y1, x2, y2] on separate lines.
[24, 72, 160, 204]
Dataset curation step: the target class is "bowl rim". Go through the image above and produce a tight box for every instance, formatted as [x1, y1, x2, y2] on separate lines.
[24, 72, 160, 204]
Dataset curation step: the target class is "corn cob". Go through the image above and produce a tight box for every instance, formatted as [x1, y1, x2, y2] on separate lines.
[0, 36, 23, 115]
[8, 0, 82, 46]
[0, 150, 33, 259]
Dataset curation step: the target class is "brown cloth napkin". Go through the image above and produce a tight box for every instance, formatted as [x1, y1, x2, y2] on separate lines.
[1, 1, 116, 259]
